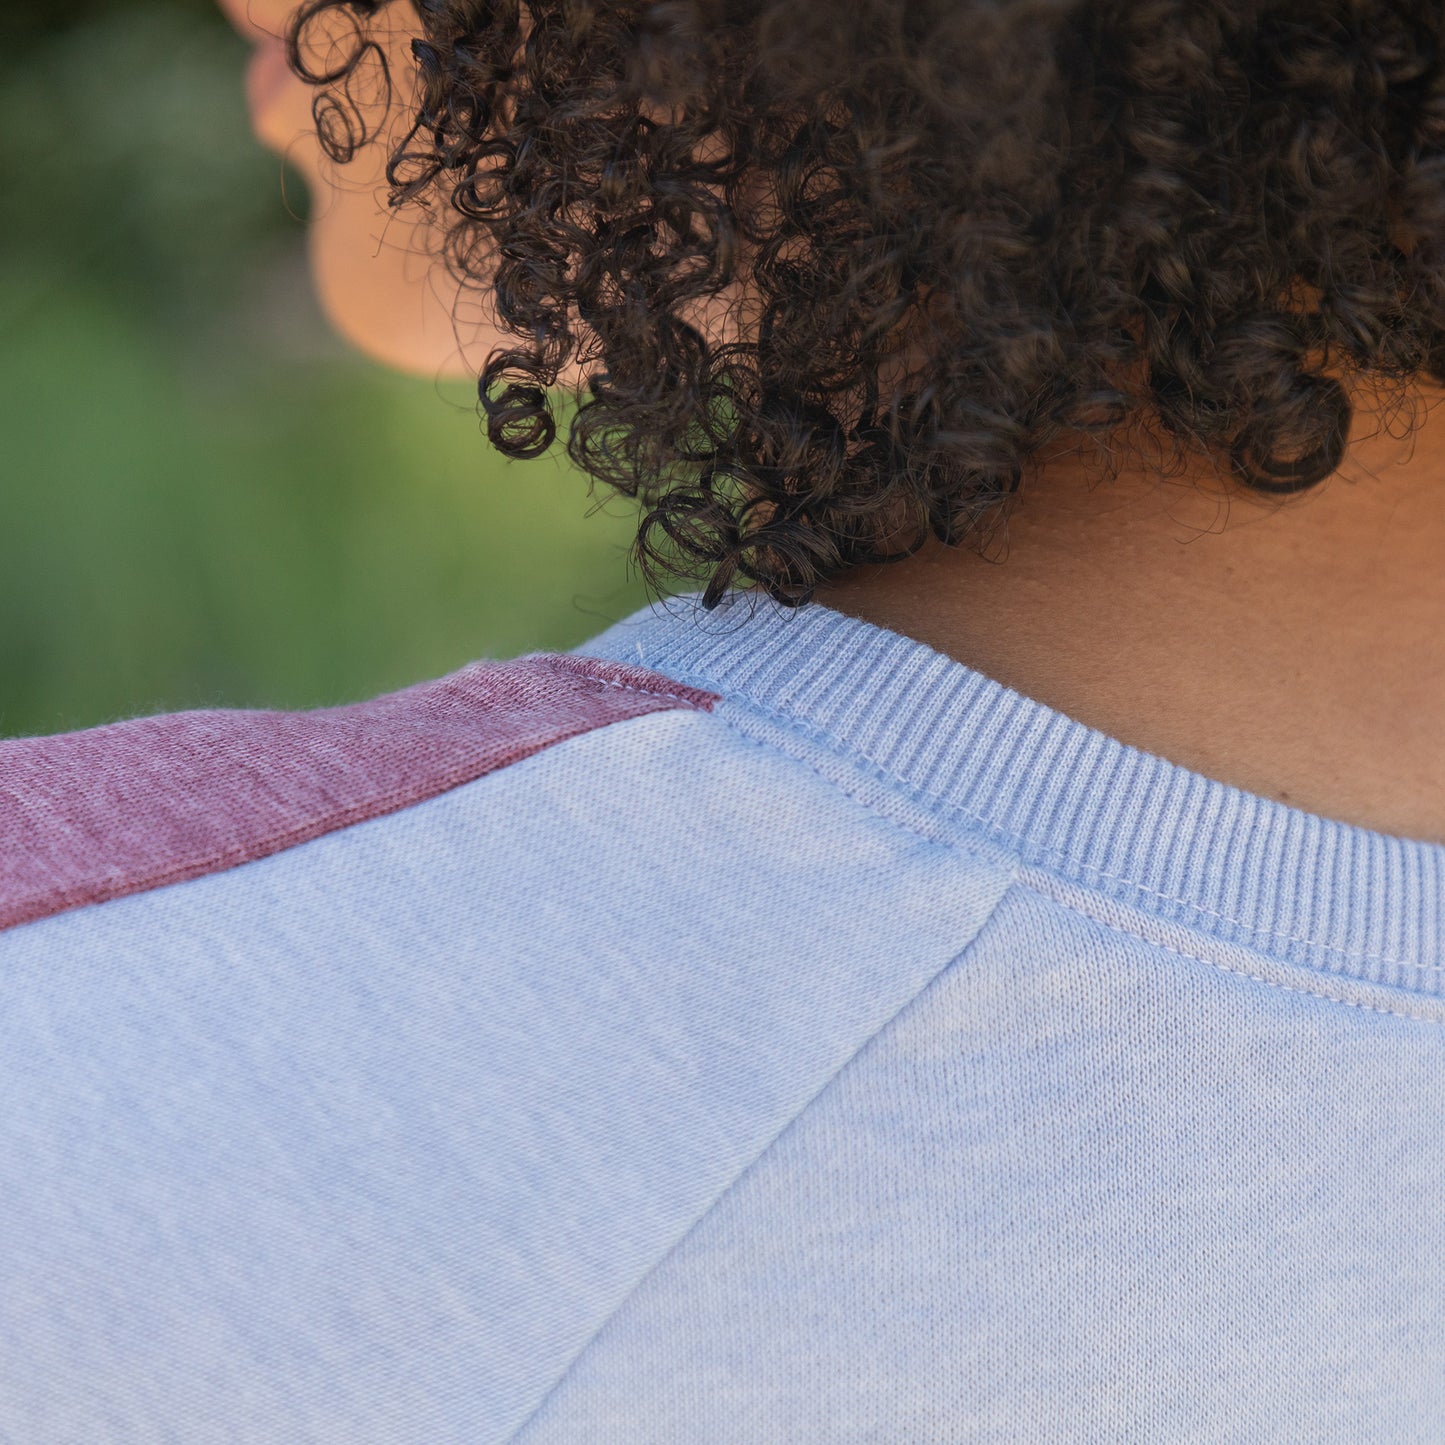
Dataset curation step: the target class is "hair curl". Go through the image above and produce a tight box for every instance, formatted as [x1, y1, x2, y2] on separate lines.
[285, 0, 1445, 606]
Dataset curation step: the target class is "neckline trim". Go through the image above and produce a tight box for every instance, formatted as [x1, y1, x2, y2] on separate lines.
[579, 592, 1445, 993]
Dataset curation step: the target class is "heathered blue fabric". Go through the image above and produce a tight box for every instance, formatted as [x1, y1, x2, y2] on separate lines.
[3, 591, 1445, 1441]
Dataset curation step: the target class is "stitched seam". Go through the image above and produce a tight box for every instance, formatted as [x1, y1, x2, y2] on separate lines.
[504, 910, 1009, 1443]
[697, 696, 1445, 1026]
[499, 702, 1018, 1439]
[539, 655, 719, 709]
[568, 678, 712, 707]
[1024, 874, 1445, 1029]
[10, 719, 622, 928]
[4, 662, 714, 936]
[655, 672, 1442, 977]
[701, 706, 1019, 876]
[495, 682, 1439, 1434]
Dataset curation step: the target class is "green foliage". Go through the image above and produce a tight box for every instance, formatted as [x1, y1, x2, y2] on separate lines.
[0, 0, 220, 53]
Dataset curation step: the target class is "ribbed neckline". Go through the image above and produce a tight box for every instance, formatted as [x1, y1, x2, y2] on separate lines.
[579, 591, 1445, 994]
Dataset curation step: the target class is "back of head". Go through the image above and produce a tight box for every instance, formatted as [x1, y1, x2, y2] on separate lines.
[290, 0, 1445, 602]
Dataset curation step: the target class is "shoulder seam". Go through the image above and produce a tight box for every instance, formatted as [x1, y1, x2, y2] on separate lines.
[1, 654, 717, 935]
[1018, 868, 1445, 1029]
[503, 888, 1014, 1443]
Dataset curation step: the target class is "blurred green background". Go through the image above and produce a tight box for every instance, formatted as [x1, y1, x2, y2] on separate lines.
[0, 0, 650, 739]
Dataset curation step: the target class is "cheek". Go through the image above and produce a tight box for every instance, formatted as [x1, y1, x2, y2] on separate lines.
[249, 51, 319, 162]
[218, 0, 297, 41]
[306, 183, 458, 374]
[241, 15, 592, 387]
[307, 178, 526, 381]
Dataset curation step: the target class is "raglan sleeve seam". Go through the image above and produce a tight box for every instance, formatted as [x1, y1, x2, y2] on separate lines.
[501, 882, 1018, 1444]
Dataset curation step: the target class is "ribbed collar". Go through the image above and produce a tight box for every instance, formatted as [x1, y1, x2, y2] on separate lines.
[578, 591, 1445, 994]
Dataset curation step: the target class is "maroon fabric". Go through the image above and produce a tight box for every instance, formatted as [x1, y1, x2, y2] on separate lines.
[0, 654, 717, 934]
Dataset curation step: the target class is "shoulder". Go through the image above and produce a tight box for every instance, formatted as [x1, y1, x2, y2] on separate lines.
[0, 652, 718, 935]
[0, 635, 1011, 1441]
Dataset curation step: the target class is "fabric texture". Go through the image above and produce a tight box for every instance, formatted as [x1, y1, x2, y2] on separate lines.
[0, 652, 714, 933]
[2, 591, 1444, 1442]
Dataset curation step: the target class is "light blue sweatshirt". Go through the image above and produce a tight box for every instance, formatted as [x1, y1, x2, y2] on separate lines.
[2, 591, 1443, 1442]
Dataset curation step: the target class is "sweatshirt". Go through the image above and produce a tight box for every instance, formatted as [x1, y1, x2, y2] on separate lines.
[2, 591, 1443, 1443]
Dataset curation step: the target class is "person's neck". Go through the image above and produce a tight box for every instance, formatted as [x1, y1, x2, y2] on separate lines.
[814, 385, 1445, 845]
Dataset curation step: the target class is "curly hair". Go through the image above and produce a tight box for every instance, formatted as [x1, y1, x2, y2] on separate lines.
[285, 0, 1445, 606]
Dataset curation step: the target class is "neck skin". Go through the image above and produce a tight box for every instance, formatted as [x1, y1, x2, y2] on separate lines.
[814, 379, 1445, 845]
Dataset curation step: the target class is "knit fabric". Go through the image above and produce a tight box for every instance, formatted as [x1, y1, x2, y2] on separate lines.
[0, 653, 715, 932]
[2, 592, 1443, 1442]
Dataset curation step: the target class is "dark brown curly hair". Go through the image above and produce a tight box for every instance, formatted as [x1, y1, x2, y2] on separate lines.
[285, 0, 1445, 606]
